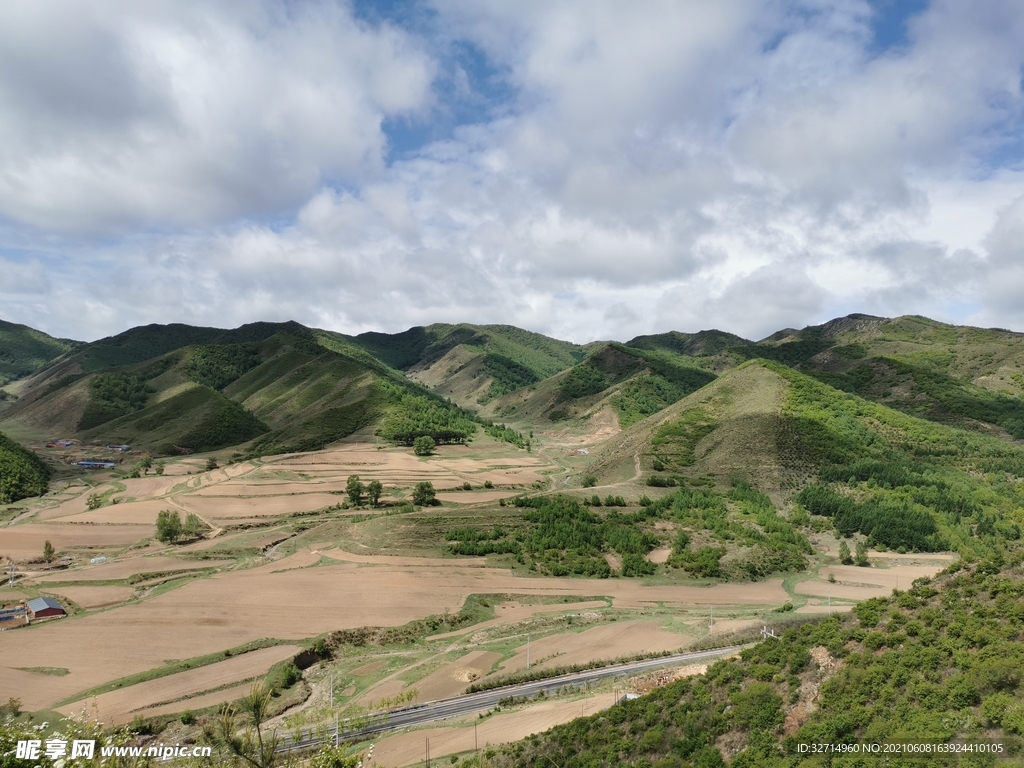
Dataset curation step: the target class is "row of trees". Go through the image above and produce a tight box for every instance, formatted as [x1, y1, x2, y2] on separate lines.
[156, 509, 208, 543]
[345, 475, 436, 507]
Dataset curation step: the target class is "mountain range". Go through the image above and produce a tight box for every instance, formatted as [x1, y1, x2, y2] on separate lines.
[2, 313, 1023, 464]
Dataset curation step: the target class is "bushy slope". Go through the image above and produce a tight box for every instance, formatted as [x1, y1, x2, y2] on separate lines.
[742, 314, 1024, 438]
[0, 430, 49, 503]
[490, 343, 716, 427]
[2, 328, 478, 456]
[351, 323, 587, 377]
[352, 323, 590, 412]
[0, 318, 81, 385]
[590, 360, 1024, 561]
[492, 557, 1024, 767]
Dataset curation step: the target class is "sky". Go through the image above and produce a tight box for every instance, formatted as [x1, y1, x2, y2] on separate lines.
[1, 0, 1024, 344]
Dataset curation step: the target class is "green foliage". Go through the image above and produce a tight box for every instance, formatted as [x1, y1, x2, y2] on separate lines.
[479, 353, 541, 402]
[412, 481, 436, 506]
[86, 493, 102, 510]
[558, 363, 608, 400]
[608, 349, 717, 428]
[179, 399, 269, 453]
[767, 360, 1024, 559]
[838, 539, 852, 564]
[42, 540, 55, 563]
[582, 475, 597, 488]
[366, 479, 383, 507]
[346, 475, 364, 505]
[183, 343, 263, 390]
[183, 512, 207, 539]
[156, 509, 183, 542]
[492, 561, 1024, 768]
[0, 318, 80, 384]
[485, 423, 529, 449]
[205, 457, 218, 471]
[375, 380, 477, 445]
[649, 481, 811, 579]
[78, 371, 154, 430]
[413, 435, 436, 455]
[651, 407, 718, 468]
[0, 431, 49, 503]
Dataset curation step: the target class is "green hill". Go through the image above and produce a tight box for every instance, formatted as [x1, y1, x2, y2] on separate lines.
[586, 359, 1024, 563]
[1, 328, 479, 456]
[0, 429, 49, 503]
[488, 343, 717, 427]
[729, 314, 1024, 439]
[490, 556, 1023, 767]
[348, 323, 591, 410]
[0, 318, 81, 385]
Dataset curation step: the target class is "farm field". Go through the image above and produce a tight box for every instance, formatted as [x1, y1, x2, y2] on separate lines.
[56, 645, 300, 725]
[0, 431, 960, 751]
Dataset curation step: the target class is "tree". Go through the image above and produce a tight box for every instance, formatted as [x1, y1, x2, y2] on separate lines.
[413, 435, 436, 456]
[183, 513, 206, 539]
[42, 540, 55, 563]
[205, 457, 219, 471]
[855, 540, 870, 567]
[366, 479, 383, 507]
[154, 461, 165, 476]
[86, 493, 102, 510]
[346, 475, 364, 506]
[139, 456, 153, 475]
[412, 481, 436, 506]
[839, 540, 853, 565]
[156, 509, 183, 543]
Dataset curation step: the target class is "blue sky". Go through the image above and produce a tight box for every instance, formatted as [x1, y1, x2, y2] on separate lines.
[1, 0, 1023, 343]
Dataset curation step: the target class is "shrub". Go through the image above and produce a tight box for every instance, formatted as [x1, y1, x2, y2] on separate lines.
[413, 435, 436, 456]
[412, 481, 436, 506]
[156, 509, 183, 543]
[582, 475, 597, 488]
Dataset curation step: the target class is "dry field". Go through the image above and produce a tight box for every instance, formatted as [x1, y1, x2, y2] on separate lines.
[371, 692, 619, 767]
[0, 523, 154, 560]
[366, 650, 503, 705]
[43, 586, 135, 609]
[2, 438, 907, 729]
[56, 645, 299, 725]
[34, 556, 231, 583]
[494, 621, 688, 677]
[796, 559, 950, 601]
[0, 545, 787, 710]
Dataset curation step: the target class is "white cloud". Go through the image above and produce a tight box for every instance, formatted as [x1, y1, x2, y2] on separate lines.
[3, 0, 1024, 344]
[0, 1, 433, 233]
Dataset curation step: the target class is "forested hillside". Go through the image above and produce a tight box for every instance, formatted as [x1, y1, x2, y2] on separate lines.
[0, 319, 80, 385]
[1, 327, 478, 457]
[0, 430, 49, 503]
[492, 556, 1024, 767]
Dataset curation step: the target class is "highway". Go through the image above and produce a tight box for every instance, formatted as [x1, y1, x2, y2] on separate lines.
[280, 645, 745, 753]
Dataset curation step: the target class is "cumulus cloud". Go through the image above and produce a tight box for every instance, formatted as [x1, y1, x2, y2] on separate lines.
[0, 1, 433, 233]
[2, 0, 1024, 343]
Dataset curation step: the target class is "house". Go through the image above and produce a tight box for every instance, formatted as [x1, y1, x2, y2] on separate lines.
[106, 444, 131, 452]
[26, 597, 65, 619]
[75, 461, 117, 469]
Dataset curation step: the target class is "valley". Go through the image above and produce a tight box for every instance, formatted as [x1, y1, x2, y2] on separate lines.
[1, 312, 1023, 766]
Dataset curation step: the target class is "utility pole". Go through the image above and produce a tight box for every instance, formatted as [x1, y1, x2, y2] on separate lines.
[475, 719, 478, 753]
[425, 737, 430, 767]
[329, 674, 333, 709]
[709, 605, 713, 634]
[527, 635, 530, 670]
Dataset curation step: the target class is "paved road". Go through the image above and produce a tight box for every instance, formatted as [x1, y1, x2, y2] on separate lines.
[281, 645, 745, 753]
